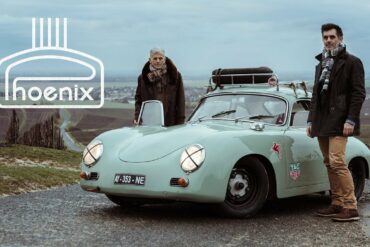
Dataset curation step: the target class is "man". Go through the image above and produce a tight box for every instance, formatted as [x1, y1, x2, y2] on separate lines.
[134, 48, 185, 126]
[307, 23, 366, 222]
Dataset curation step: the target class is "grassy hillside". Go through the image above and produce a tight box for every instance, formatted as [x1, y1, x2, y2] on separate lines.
[0, 145, 82, 196]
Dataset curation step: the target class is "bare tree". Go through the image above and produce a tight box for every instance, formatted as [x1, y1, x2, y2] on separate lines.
[20, 113, 65, 150]
[5, 110, 20, 144]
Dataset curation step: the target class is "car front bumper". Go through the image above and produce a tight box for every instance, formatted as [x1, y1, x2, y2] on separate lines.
[79, 149, 230, 203]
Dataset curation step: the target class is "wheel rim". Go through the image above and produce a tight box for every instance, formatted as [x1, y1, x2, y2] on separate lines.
[226, 168, 257, 206]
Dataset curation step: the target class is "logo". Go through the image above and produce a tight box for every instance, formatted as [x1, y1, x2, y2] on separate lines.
[0, 18, 104, 108]
[289, 163, 301, 180]
[271, 142, 282, 160]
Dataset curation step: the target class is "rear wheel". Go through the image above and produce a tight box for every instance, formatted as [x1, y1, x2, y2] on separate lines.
[218, 157, 269, 218]
[349, 159, 366, 200]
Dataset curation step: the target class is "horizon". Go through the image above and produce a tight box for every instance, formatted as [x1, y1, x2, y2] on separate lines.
[1, 71, 370, 82]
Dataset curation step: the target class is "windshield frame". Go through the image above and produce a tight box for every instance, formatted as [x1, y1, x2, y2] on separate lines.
[188, 92, 290, 126]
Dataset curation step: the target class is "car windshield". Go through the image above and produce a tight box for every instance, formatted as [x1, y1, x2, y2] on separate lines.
[189, 94, 287, 125]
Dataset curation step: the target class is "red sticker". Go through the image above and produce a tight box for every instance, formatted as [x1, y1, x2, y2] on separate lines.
[271, 142, 282, 160]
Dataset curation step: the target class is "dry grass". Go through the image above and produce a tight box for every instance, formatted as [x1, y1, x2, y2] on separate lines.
[0, 144, 81, 166]
[0, 145, 81, 196]
[0, 165, 79, 195]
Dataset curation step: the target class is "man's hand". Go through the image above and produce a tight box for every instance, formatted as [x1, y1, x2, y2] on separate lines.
[306, 126, 312, 137]
[343, 122, 354, 136]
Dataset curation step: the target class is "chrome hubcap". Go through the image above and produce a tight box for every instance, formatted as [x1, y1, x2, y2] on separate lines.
[229, 173, 249, 197]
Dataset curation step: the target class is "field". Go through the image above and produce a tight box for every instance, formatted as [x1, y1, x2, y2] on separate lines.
[66, 107, 134, 145]
[65, 101, 200, 145]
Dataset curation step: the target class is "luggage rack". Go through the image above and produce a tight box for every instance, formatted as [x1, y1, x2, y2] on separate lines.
[208, 67, 309, 98]
[210, 73, 277, 84]
[278, 81, 309, 97]
[208, 67, 278, 91]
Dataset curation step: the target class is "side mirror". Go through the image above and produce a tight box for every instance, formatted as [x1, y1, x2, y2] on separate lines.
[138, 100, 164, 126]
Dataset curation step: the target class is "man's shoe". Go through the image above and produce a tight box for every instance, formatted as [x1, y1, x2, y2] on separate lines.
[315, 204, 343, 217]
[332, 208, 360, 222]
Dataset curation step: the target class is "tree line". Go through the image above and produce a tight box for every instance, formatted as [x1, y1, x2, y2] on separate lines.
[5, 110, 65, 149]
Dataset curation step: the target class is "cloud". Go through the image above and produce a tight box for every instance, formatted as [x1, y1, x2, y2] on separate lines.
[0, 0, 369, 79]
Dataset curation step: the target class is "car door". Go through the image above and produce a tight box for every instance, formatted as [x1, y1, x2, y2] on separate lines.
[283, 100, 328, 188]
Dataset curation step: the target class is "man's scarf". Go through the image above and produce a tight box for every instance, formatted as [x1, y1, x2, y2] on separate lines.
[147, 64, 167, 83]
[319, 43, 345, 93]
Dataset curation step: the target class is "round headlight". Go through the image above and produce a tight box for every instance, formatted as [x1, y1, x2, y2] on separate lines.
[180, 144, 205, 172]
[83, 140, 103, 167]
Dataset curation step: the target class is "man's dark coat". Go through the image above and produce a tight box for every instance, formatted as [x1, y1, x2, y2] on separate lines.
[308, 49, 365, 137]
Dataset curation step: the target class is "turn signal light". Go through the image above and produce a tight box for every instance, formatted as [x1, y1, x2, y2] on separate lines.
[80, 171, 91, 180]
[177, 178, 189, 187]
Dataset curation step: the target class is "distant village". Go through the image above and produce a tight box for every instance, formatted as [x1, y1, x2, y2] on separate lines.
[0, 83, 369, 121]
[0, 83, 208, 105]
[102, 85, 207, 105]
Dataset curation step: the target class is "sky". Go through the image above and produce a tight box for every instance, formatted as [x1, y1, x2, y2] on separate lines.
[0, 0, 370, 81]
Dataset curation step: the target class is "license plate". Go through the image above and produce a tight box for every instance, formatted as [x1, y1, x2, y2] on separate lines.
[114, 174, 145, 186]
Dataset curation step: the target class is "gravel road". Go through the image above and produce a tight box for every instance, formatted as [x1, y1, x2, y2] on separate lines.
[0, 181, 369, 247]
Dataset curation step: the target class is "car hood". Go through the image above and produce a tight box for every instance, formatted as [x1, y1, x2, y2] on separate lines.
[108, 122, 245, 163]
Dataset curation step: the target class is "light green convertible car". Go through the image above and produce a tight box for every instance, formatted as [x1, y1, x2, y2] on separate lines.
[80, 68, 370, 218]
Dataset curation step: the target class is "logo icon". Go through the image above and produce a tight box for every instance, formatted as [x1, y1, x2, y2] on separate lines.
[289, 163, 301, 180]
[0, 18, 104, 108]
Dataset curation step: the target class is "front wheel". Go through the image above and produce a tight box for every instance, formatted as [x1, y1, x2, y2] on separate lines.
[349, 159, 366, 200]
[218, 157, 269, 218]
